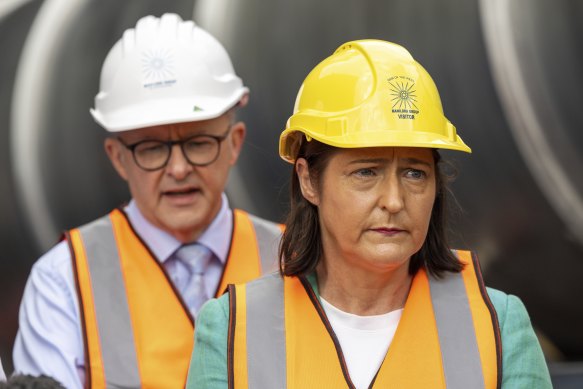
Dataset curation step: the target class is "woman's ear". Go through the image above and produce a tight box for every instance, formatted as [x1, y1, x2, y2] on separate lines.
[296, 158, 320, 206]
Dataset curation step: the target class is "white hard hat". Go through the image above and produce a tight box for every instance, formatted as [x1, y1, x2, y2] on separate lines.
[90, 13, 248, 132]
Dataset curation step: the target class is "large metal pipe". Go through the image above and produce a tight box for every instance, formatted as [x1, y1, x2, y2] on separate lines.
[0, 0, 45, 373]
[480, 0, 583, 247]
[1, 0, 582, 374]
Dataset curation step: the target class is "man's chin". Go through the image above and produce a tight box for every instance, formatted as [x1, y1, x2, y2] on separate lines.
[160, 212, 209, 238]
[165, 225, 203, 243]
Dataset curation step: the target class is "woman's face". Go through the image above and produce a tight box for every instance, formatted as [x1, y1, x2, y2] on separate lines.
[297, 146, 436, 273]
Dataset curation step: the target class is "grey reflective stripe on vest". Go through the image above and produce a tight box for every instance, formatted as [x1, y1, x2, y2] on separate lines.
[428, 262, 485, 389]
[245, 274, 286, 389]
[245, 267, 486, 388]
[248, 214, 282, 274]
[78, 216, 141, 389]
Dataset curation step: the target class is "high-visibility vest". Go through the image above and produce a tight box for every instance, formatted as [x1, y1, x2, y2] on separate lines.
[228, 250, 502, 389]
[67, 207, 283, 389]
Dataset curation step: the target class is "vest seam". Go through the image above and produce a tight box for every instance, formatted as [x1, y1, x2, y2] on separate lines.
[248, 214, 284, 274]
[215, 209, 238, 297]
[117, 207, 195, 327]
[67, 230, 93, 389]
[227, 284, 237, 389]
[298, 276, 357, 389]
[367, 362, 382, 389]
[247, 215, 263, 273]
[470, 251, 503, 389]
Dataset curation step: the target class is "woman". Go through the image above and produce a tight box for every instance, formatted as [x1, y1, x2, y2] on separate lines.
[186, 40, 552, 388]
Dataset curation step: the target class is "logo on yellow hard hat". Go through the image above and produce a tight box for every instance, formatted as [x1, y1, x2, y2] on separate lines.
[388, 76, 419, 120]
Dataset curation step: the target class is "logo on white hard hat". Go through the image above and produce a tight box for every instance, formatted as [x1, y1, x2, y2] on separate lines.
[141, 49, 177, 89]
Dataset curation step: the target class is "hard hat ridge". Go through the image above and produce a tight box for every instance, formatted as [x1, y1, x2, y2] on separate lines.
[91, 13, 248, 132]
[279, 39, 471, 163]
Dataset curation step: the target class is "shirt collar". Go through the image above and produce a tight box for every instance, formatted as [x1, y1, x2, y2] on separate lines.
[124, 193, 232, 265]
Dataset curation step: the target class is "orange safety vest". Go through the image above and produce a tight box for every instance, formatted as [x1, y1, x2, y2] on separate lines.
[228, 250, 501, 389]
[67, 207, 283, 389]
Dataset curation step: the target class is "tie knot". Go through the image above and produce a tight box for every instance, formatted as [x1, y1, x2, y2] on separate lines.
[173, 243, 212, 275]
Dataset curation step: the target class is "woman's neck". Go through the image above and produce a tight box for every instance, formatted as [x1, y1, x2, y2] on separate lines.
[316, 259, 412, 316]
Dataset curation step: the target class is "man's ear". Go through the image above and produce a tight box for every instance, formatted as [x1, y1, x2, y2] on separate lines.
[227, 121, 246, 165]
[237, 92, 249, 108]
[104, 137, 129, 181]
[295, 158, 319, 206]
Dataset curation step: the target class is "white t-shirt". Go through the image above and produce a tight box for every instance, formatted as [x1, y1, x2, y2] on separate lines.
[320, 297, 402, 389]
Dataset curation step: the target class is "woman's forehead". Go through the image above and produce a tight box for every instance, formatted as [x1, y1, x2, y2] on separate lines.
[332, 146, 435, 162]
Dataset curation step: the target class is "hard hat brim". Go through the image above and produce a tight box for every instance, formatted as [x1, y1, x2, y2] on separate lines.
[91, 88, 248, 132]
[279, 127, 471, 163]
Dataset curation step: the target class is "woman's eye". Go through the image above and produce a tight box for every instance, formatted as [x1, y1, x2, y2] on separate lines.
[354, 168, 376, 177]
[405, 169, 426, 179]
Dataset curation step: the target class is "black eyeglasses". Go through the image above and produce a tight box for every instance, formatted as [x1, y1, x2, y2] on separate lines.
[118, 125, 232, 171]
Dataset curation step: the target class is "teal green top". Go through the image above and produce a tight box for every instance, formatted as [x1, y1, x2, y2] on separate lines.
[186, 274, 552, 388]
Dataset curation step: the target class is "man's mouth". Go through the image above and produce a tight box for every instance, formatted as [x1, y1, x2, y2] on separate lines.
[162, 187, 200, 198]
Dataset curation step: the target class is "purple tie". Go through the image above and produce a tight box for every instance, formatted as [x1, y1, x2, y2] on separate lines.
[173, 243, 212, 318]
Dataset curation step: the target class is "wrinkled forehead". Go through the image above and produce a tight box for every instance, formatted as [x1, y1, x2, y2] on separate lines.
[331, 146, 436, 164]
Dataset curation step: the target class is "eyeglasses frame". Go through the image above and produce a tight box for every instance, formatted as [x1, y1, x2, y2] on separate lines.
[117, 124, 232, 171]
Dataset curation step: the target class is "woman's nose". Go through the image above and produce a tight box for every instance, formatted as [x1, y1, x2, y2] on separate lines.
[380, 175, 405, 214]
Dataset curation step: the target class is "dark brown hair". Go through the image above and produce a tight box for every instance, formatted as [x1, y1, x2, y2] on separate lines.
[279, 137, 463, 278]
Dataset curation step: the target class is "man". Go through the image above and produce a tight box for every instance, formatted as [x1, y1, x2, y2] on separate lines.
[13, 13, 281, 389]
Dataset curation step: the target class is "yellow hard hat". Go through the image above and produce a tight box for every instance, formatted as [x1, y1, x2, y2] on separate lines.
[279, 39, 471, 163]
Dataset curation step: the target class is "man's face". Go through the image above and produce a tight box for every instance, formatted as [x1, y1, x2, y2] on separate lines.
[105, 114, 245, 242]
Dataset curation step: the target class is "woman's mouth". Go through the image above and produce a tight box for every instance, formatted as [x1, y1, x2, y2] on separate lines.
[371, 227, 404, 236]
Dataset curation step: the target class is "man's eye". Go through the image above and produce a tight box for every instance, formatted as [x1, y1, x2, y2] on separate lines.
[137, 142, 166, 154]
[185, 138, 214, 152]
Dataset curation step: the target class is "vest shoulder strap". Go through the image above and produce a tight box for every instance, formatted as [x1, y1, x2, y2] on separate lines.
[426, 250, 489, 388]
[228, 274, 287, 389]
[247, 212, 284, 274]
[218, 211, 283, 295]
[68, 210, 141, 388]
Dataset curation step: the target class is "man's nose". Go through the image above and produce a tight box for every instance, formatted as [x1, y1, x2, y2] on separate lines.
[165, 144, 193, 179]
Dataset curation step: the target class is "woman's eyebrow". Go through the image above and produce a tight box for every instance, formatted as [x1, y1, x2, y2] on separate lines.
[347, 157, 432, 167]
[347, 158, 389, 165]
[400, 157, 433, 167]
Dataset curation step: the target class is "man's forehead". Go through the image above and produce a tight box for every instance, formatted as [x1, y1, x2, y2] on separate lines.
[116, 117, 228, 140]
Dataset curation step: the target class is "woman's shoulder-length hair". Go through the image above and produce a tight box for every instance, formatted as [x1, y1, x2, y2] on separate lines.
[279, 138, 464, 279]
